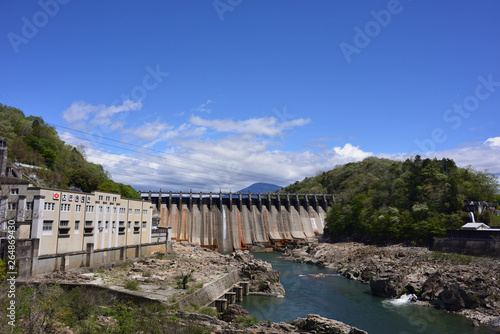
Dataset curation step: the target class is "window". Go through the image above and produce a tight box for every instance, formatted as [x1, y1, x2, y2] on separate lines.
[10, 188, 19, 195]
[85, 221, 93, 226]
[42, 221, 53, 234]
[44, 202, 55, 211]
[134, 221, 140, 233]
[142, 221, 147, 230]
[143, 209, 147, 215]
[106, 206, 110, 213]
[68, 194, 73, 202]
[98, 195, 103, 201]
[119, 207, 126, 214]
[8, 202, 17, 211]
[112, 197, 117, 202]
[99, 206, 103, 213]
[127, 221, 131, 231]
[76, 204, 82, 212]
[113, 207, 116, 214]
[26, 202, 33, 211]
[75, 221, 80, 231]
[119, 221, 125, 234]
[135, 209, 140, 214]
[61, 203, 71, 211]
[105, 221, 108, 231]
[59, 221, 70, 236]
[86, 205, 94, 213]
[75, 195, 79, 202]
[106, 196, 110, 201]
[128, 208, 132, 214]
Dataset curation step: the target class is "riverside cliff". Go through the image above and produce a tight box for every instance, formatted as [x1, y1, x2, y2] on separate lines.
[286, 242, 500, 328]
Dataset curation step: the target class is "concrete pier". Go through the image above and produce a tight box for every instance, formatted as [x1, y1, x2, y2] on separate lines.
[215, 299, 228, 312]
[232, 285, 243, 302]
[240, 281, 250, 296]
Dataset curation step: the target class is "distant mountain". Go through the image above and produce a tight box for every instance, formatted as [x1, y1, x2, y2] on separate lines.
[237, 182, 283, 193]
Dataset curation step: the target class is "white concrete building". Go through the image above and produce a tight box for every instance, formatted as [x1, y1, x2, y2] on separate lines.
[1, 177, 167, 277]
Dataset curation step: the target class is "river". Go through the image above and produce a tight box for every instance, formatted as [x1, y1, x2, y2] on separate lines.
[238, 252, 500, 334]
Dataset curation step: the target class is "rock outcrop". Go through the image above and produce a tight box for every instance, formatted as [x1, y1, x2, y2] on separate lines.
[230, 250, 285, 297]
[291, 314, 368, 334]
[286, 242, 500, 327]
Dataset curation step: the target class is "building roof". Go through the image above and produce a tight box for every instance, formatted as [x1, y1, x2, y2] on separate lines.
[0, 176, 30, 185]
[461, 222, 490, 229]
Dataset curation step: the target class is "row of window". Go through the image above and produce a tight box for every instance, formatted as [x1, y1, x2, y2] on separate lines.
[7, 202, 34, 211]
[42, 202, 148, 215]
[42, 220, 148, 234]
[42, 202, 147, 215]
[97, 195, 118, 202]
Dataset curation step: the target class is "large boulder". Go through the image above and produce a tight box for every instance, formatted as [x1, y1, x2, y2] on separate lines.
[292, 314, 368, 334]
[432, 284, 481, 311]
[221, 304, 249, 322]
[370, 272, 405, 298]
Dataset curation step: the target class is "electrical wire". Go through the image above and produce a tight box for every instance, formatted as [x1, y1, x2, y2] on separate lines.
[52, 123, 294, 188]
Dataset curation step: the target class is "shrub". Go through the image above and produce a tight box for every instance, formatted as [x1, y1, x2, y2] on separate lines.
[236, 315, 260, 327]
[124, 280, 139, 291]
[198, 306, 218, 317]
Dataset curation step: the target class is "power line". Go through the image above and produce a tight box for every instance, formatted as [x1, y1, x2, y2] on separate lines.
[53, 123, 285, 180]
[52, 123, 292, 186]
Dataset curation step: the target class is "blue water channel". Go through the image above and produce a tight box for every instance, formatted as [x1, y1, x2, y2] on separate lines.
[238, 252, 500, 334]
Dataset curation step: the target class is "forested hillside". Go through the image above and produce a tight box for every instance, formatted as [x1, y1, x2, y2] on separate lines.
[281, 156, 499, 244]
[0, 104, 140, 198]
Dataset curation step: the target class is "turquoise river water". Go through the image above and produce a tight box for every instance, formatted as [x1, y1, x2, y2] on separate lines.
[238, 253, 500, 334]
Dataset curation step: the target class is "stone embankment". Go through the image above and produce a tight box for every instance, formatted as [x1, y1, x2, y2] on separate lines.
[286, 242, 500, 327]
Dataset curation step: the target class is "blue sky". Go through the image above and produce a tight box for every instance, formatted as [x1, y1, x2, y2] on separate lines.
[2, 0, 500, 191]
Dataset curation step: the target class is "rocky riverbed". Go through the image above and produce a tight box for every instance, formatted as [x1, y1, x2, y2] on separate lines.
[286, 242, 500, 328]
[25, 242, 367, 333]
[35, 241, 285, 301]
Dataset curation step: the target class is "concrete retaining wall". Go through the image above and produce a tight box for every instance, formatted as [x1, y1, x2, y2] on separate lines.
[16, 239, 170, 278]
[177, 270, 241, 308]
[431, 238, 500, 258]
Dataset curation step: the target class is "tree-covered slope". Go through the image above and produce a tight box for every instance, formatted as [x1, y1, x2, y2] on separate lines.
[281, 156, 499, 244]
[0, 104, 140, 198]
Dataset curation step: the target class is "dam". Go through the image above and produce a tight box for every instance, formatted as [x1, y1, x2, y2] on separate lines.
[141, 192, 334, 251]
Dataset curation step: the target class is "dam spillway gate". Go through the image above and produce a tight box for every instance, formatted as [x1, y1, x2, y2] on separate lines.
[141, 192, 334, 251]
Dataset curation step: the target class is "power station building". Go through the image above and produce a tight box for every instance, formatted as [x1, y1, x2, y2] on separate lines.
[0, 176, 166, 277]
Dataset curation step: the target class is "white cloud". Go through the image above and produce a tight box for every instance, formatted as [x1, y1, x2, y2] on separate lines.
[92, 100, 142, 127]
[62, 101, 99, 123]
[484, 137, 500, 147]
[123, 120, 173, 141]
[191, 99, 213, 113]
[188, 116, 310, 137]
[59, 107, 500, 192]
[383, 140, 500, 180]
[63, 100, 142, 129]
[334, 143, 372, 160]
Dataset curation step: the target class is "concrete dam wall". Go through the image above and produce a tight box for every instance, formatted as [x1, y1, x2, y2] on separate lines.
[141, 192, 334, 251]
